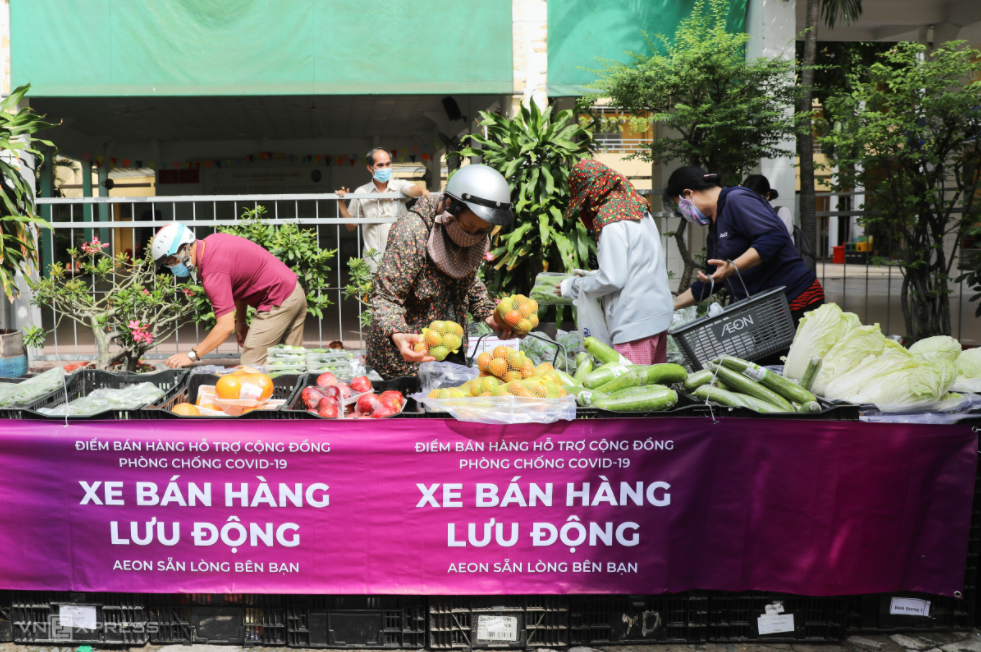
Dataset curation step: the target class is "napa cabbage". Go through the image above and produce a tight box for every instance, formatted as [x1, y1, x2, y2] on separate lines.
[783, 304, 860, 380]
[810, 324, 886, 396]
[955, 347, 981, 379]
[909, 336, 961, 362]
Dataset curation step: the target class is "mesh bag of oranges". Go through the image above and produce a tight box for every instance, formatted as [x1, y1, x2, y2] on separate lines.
[475, 346, 562, 384]
[412, 320, 465, 362]
[493, 295, 539, 335]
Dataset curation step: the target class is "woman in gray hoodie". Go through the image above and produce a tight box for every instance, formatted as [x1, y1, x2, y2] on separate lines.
[556, 160, 673, 364]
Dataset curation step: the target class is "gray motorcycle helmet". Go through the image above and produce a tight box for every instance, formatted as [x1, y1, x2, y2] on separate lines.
[444, 164, 514, 226]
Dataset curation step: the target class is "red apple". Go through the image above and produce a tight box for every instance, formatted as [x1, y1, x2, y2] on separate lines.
[317, 403, 338, 418]
[336, 383, 354, 399]
[316, 372, 338, 387]
[370, 408, 394, 419]
[356, 393, 382, 415]
[350, 375, 372, 394]
[317, 396, 338, 411]
[378, 390, 403, 411]
[301, 386, 326, 409]
[323, 385, 342, 401]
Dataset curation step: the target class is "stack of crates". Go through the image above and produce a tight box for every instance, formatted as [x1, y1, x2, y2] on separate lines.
[287, 596, 425, 649]
[707, 592, 847, 641]
[11, 592, 147, 645]
[148, 594, 286, 645]
[429, 596, 568, 650]
[569, 593, 708, 644]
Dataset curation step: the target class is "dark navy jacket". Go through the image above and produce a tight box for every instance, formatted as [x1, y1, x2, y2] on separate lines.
[689, 187, 815, 303]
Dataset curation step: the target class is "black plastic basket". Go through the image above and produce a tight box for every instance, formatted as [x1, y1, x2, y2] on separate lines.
[148, 594, 286, 645]
[287, 596, 425, 648]
[0, 376, 32, 420]
[0, 590, 10, 642]
[145, 373, 305, 419]
[18, 369, 188, 420]
[707, 592, 847, 642]
[12, 591, 147, 644]
[569, 593, 708, 644]
[430, 596, 558, 650]
[669, 267, 795, 371]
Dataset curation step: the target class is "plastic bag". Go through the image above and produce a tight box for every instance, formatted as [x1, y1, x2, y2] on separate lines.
[576, 279, 611, 347]
[529, 272, 574, 306]
[666, 306, 698, 369]
[39, 382, 165, 416]
[410, 393, 577, 424]
[0, 367, 66, 407]
[860, 393, 981, 424]
[952, 377, 981, 393]
[418, 361, 480, 393]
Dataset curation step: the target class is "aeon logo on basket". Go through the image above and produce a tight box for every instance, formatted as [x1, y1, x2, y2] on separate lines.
[40, 614, 159, 641]
[720, 315, 753, 335]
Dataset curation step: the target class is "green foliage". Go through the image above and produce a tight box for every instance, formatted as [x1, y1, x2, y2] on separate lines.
[22, 325, 44, 350]
[819, 41, 981, 339]
[343, 249, 382, 328]
[456, 101, 595, 297]
[188, 205, 336, 327]
[587, 0, 803, 180]
[0, 84, 56, 301]
[27, 240, 198, 371]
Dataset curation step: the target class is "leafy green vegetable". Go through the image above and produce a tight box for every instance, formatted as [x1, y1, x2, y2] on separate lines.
[783, 303, 860, 380]
[810, 324, 886, 396]
[909, 336, 961, 362]
[955, 348, 981, 379]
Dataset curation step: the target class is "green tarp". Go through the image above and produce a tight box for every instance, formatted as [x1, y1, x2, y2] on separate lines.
[12, 0, 513, 96]
[548, 0, 750, 97]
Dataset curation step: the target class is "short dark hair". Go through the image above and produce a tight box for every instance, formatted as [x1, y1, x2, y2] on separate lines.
[366, 147, 388, 167]
[663, 166, 722, 206]
[742, 174, 771, 197]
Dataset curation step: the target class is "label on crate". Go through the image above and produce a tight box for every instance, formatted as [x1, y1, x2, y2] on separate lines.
[889, 597, 931, 617]
[476, 615, 518, 642]
[59, 604, 97, 630]
[757, 613, 795, 635]
[741, 363, 768, 383]
[764, 602, 785, 615]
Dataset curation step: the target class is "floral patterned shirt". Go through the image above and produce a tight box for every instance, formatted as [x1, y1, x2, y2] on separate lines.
[367, 194, 496, 379]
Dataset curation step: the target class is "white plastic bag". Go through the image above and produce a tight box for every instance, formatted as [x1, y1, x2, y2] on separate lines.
[418, 361, 480, 393]
[576, 280, 612, 347]
[409, 394, 577, 425]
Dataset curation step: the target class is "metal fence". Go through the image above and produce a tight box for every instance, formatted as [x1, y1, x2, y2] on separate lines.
[31, 193, 401, 362]
[22, 188, 981, 365]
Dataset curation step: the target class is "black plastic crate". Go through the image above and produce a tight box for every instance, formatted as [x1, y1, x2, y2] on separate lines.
[149, 593, 285, 645]
[0, 590, 10, 642]
[287, 595, 425, 648]
[707, 592, 846, 642]
[146, 373, 305, 419]
[849, 592, 973, 633]
[19, 369, 188, 420]
[679, 391, 861, 421]
[569, 593, 707, 644]
[11, 591, 147, 644]
[0, 375, 32, 420]
[430, 596, 565, 649]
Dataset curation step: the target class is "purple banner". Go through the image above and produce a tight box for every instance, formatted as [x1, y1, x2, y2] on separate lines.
[0, 418, 974, 596]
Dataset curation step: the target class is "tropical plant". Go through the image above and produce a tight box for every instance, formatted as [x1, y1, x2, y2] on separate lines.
[819, 41, 981, 339]
[455, 101, 595, 298]
[587, 0, 804, 289]
[188, 205, 336, 327]
[798, 0, 864, 271]
[0, 84, 56, 301]
[27, 238, 198, 371]
[343, 249, 382, 328]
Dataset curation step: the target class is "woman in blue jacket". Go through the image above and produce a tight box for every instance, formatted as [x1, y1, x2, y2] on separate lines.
[666, 166, 825, 325]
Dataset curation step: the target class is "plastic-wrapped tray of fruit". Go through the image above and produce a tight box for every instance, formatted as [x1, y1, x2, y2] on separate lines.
[294, 372, 402, 419]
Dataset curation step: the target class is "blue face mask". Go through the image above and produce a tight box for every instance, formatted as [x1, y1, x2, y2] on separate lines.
[678, 196, 711, 226]
[168, 263, 190, 278]
[373, 167, 393, 183]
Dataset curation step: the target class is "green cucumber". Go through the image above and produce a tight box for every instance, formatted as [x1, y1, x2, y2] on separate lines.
[592, 387, 678, 413]
[584, 336, 630, 366]
[692, 385, 755, 409]
[797, 400, 822, 413]
[716, 355, 817, 405]
[573, 354, 594, 383]
[683, 369, 715, 393]
[555, 369, 579, 388]
[706, 363, 794, 411]
[605, 384, 669, 401]
[800, 357, 822, 392]
[582, 364, 634, 389]
[737, 394, 790, 413]
[594, 364, 688, 394]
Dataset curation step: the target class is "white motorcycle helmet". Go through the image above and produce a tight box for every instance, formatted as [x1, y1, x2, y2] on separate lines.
[444, 164, 514, 226]
[151, 223, 196, 273]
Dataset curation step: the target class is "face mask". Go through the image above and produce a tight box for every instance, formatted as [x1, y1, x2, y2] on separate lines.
[678, 196, 711, 226]
[373, 167, 393, 183]
[443, 214, 488, 247]
[168, 263, 190, 278]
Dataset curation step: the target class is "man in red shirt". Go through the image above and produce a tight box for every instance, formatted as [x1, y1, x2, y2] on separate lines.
[151, 223, 307, 367]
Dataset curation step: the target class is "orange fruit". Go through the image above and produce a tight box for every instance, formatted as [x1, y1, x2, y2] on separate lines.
[243, 373, 274, 402]
[477, 352, 493, 372]
[521, 300, 538, 317]
[424, 330, 443, 347]
[172, 403, 200, 416]
[199, 401, 220, 411]
[413, 340, 428, 353]
[215, 375, 243, 399]
[505, 350, 524, 369]
[530, 314, 539, 328]
[488, 358, 508, 378]
[504, 310, 522, 327]
[492, 346, 511, 359]
[517, 318, 533, 333]
[504, 370, 523, 382]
